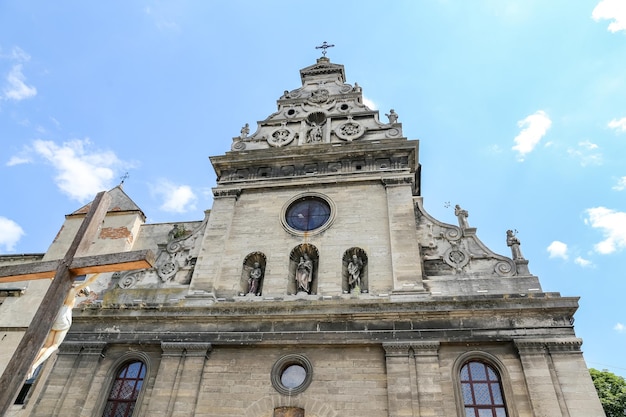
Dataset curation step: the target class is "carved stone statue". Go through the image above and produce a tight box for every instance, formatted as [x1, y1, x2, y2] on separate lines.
[454, 204, 470, 229]
[296, 254, 313, 293]
[248, 262, 263, 295]
[240, 123, 250, 139]
[385, 109, 398, 124]
[168, 224, 179, 241]
[27, 274, 100, 379]
[307, 123, 323, 143]
[347, 255, 363, 292]
[506, 230, 525, 260]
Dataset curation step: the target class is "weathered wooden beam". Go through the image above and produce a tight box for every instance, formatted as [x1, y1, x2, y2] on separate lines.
[69, 249, 156, 275]
[0, 260, 59, 282]
[0, 191, 110, 414]
[0, 250, 156, 283]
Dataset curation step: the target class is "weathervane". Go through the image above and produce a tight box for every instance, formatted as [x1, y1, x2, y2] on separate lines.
[315, 41, 335, 57]
[119, 172, 129, 185]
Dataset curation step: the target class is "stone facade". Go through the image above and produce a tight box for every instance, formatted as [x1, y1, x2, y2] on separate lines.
[2, 57, 605, 416]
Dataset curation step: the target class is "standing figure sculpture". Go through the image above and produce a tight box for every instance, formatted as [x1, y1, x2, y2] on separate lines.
[385, 109, 398, 124]
[454, 204, 470, 229]
[506, 230, 525, 260]
[347, 255, 364, 293]
[240, 123, 250, 139]
[27, 273, 100, 379]
[248, 262, 263, 295]
[296, 254, 313, 293]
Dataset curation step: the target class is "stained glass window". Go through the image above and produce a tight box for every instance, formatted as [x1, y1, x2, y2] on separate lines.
[102, 361, 146, 417]
[460, 361, 508, 417]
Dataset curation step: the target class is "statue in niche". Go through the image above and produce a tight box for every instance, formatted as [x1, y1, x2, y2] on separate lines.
[506, 230, 525, 260]
[296, 254, 313, 293]
[454, 204, 470, 229]
[348, 255, 364, 292]
[248, 262, 263, 295]
[28, 274, 100, 379]
[307, 123, 324, 143]
[385, 109, 398, 124]
[240, 123, 250, 139]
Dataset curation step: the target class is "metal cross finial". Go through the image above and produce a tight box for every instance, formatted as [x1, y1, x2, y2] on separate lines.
[315, 41, 335, 57]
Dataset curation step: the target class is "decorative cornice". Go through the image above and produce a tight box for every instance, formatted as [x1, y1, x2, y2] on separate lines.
[161, 341, 212, 357]
[58, 341, 106, 355]
[382, 342, 411, 357]
[410, 341, 440, 356]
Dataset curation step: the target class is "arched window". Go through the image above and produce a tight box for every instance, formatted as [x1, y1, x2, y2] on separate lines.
[460, 360, 508, 417]
[102, 361, 146, 417]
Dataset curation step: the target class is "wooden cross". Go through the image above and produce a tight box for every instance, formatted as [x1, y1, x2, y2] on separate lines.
[0, 191, 155, 414]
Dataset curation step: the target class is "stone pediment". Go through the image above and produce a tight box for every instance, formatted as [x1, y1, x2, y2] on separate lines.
[230, 58, 404, 152]
[414, 197, 540, 296]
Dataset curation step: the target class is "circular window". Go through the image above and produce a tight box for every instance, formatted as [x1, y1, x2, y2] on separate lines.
[282, 193, 335, 236]
[286, 198, 330, 232]
[271, 354, 313, 395]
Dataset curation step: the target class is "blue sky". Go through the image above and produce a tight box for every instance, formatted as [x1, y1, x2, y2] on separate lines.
[1, 1, 626, 376]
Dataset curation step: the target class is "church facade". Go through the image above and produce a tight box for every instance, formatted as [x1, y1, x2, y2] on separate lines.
[4, 57, 604, 416]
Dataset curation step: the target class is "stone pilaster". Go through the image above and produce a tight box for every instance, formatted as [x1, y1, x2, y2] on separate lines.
[383, 179, 425, 293]
[190, 191, 239, 295]
[383, 342, 415, 417]
[146, 342, 211, 417]
[545, 338, 605, 417]
[32, 341, 106, 417]
[514, 339, 564, 417]
[411, 341, 442, 417]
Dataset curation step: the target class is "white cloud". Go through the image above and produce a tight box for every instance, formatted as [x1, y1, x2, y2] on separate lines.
[6, 155, 31, 166]
[585, 207, 626, 254]
[153, 180, 197, 213]
[31, 139, 122, 202]
[547, 241, 568, 259]
[567, 140, 603, 167]
[0, 216, 25, 252]
[512, 110, 552, 160]
[3, 64, 37, 101]
[592, 0, 626, 33]
[608, 117, 626, 133]
[613, 176, 626, 191]
[614, 322, 625, 333]
[362, 95, 377, 110]
[574, 256, 593, 267]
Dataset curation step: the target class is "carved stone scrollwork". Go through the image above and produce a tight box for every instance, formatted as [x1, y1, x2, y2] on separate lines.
[268, 125, 295, 147]
[231, 140, 246, 151]
[335, 118, 365, 141]
[308, 88, 329, 104]
[118, 270, 146, 289]
[158, 261, 178, 281]
[385, 128, 401, 138]
[443, 243, 470, 271]
[442, 226, 462, 241]
[339, 84, 353, 93]
[494, 259, 515, 277]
